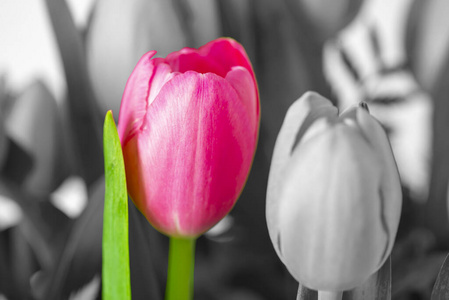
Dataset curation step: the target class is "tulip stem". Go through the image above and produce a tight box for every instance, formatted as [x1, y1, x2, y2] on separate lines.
[317, 291, 343, 300]
[165, 236, 196, 300]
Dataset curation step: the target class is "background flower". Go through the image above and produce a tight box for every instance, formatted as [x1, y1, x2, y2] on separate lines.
[267, 92, 402, 291]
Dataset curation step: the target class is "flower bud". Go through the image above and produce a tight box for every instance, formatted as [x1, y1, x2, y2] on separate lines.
[298, 0, 361, 41]
[266, 92, 402, 291]
[118, 38, 260, 238]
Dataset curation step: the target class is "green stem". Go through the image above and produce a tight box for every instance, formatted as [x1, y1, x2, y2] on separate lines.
[165, 237, 196, 300]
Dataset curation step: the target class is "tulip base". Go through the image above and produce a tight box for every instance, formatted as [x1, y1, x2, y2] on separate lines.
[165, 237, 196, 300]
[318, 291, 343, 300]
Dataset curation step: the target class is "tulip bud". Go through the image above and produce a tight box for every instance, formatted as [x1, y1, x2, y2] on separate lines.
[266, 92, 401, 291]
[297, 0, 361, 41]
[118, 38, 260, 238]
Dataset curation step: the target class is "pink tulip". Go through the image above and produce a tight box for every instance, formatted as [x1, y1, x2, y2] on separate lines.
[118, 38, 259, 238]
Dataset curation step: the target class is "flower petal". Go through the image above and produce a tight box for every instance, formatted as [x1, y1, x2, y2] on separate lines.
[163, 38, 255, 81]
[355, 108, 402, 268]
[199, 38, 255, 81]
[118, 51, 157, 144]
[225, 66, 259, 135]
[147, 61, 179, 106]
[165, 48, 229, 77]
[280, 125, 385, 291]
[266, 91, 337, 262]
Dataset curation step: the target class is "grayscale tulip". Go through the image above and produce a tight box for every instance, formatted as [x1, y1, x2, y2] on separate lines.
[266, 92, 402, 292]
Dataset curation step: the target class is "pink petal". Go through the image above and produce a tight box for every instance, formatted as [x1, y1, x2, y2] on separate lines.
[163, 38, 256, 82]
[165, 49, 229, 77]
[225, 66, 259, 134]
[199, 38, 255, 81]
[118, 53, 178, 145]
[118, 51, 156, 143]
[146, 62, 178, 106]
[125, 71, 257, 237]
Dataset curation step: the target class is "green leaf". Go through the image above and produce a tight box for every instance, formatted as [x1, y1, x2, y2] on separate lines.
[102, 110, 131, 300]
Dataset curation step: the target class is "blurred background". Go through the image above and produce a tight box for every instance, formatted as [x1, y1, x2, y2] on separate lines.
[1, 0, 449, 299]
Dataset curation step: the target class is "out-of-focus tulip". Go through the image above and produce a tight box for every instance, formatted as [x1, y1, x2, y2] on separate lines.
[266, 92, 402, 291]
[86, 0, 220, 117]
[5, 81, 63, 196]
[118, 38, 260, 238]
[414, 0, 449, 91]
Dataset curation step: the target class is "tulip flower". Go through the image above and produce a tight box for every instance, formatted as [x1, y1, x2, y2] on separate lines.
[118, 38, 259, 300]
[118, 37, 259, 236]
[266, 92, 401, 295]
